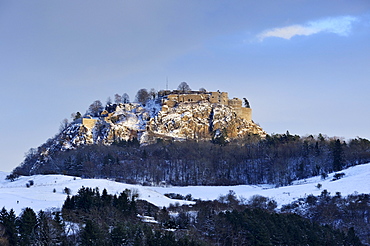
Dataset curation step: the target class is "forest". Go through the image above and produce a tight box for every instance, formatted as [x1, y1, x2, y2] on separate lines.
[0, 187, 365, 245]
[281, 191, 370, 244]
[13, 132, 370, 187]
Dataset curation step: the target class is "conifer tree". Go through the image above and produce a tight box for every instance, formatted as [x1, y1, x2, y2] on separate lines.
[0, 208, 18, 245]
[80, 220, 103, 246]
[52, 211, 66, 245]
[36, 210, 52, 245]
[17, 207, 37, 246]
[332, 139, 344, 171]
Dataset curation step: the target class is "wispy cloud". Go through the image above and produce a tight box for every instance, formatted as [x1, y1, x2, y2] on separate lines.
[258, 16, 358, 41]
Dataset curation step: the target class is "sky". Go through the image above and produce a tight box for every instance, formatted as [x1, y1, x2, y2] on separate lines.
[1, 1, 370, 172]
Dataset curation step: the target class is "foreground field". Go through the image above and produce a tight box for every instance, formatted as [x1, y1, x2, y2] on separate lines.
[1, 163, 369, 214]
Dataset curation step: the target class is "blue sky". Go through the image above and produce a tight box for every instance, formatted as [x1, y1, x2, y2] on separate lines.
[1, 1, 370, 171]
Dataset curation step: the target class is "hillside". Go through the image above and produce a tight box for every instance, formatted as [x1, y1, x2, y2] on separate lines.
[0, 171, 193, 216]
[10, 87, 370, 189]
[14, 89, 265, 176]
[2, 163, 369, 215]
[152, 162, 370, 208]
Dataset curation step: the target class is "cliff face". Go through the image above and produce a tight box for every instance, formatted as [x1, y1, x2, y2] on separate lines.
[60, 99, 265, 150]
[147, 101, 264, 140]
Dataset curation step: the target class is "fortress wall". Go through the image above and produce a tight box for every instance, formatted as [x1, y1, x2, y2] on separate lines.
[178, 94, 205, 103]
[82, 118, 97, 129]
[167, 94, 179, 102]
[228, 98, 242, 107]
[209, 92, 220, 103]
[228, 98, 252, 121]
[209, 91, 228, 104]
[163, 91, 252, 121]
[229, 107, 252, 121]
[240, 107, 252, 121]
[166, 93, 210, 104]
[221, 92, 228, 105]
[163, 100, 176, 108]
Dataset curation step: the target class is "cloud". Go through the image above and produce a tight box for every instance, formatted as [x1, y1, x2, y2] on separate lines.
[258, 16, 358, 41]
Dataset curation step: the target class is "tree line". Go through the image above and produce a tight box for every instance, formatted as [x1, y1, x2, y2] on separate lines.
[85, 82, 197, 117]
[84, 82, 192, 118]
[0, 207, 65, 246]
[12, 132, 370, 187]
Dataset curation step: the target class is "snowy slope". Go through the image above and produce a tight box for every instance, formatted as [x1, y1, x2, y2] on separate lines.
[0, 163, 369, 214]
[152, 163, 370, 207]
[0, 173, 193, 215]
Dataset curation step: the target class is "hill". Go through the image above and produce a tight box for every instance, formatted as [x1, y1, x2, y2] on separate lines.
[13, 88, 265, 177]
[0, 171, 193, 216]
[10, 87, 370, 188]
[1, 163, 369, 244]
[2, 163, 369, 215]
[12, 131, 370, 187]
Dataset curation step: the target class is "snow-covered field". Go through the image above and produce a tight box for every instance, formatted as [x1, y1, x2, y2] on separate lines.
[153, 163, 370, 207]
[0, 173, 194, 215]
[0, 163, 369, 214]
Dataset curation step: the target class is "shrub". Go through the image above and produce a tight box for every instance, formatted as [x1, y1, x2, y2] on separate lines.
[63, 187, 71, 195]
[332, 172, 345, 181]
[5, 173, 19, 182]
[164, 193, 185, 200]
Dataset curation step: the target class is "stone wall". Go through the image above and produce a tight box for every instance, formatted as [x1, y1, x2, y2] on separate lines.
[82, 118, 97, 129]
[163, 90, 252, 121]
[240, 107, 252, 121]
[209, 91, 228, 104]
[228, 98, 242, 107]
[167, 93, 208, 103]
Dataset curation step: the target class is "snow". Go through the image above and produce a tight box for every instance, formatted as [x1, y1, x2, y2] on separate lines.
[151, 163, 370, 208]
[138, 215, 159, 224]
[0, 173, 193, 215]
[1, 163, 369, 214]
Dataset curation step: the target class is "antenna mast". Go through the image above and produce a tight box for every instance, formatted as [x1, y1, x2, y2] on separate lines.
[166, 76, 168, 90]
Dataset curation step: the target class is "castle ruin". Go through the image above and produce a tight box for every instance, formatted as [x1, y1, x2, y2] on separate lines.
[162, 90, 252, 121]
[80, 89, 253, 130]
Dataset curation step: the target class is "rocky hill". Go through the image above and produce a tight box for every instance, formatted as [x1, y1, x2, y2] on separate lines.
[58, 90, 265, 150]
[14, 89, 266, 176]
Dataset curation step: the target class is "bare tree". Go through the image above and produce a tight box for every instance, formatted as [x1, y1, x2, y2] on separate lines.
[59, 118, 69, 132]
[114, 94, 122, 104]
[177, 82, 191, 93]
[199, 87, 206, 92]
[88, 100, 103, 117]
[71, 112, 82, 121]
[149, 88, 157, 100]
[122, 93, 130, 103]
[106, 97, 112, 105]
[135, 89, 149, 105]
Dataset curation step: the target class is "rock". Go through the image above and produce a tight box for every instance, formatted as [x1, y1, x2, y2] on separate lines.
[59, 100, 266, 148]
